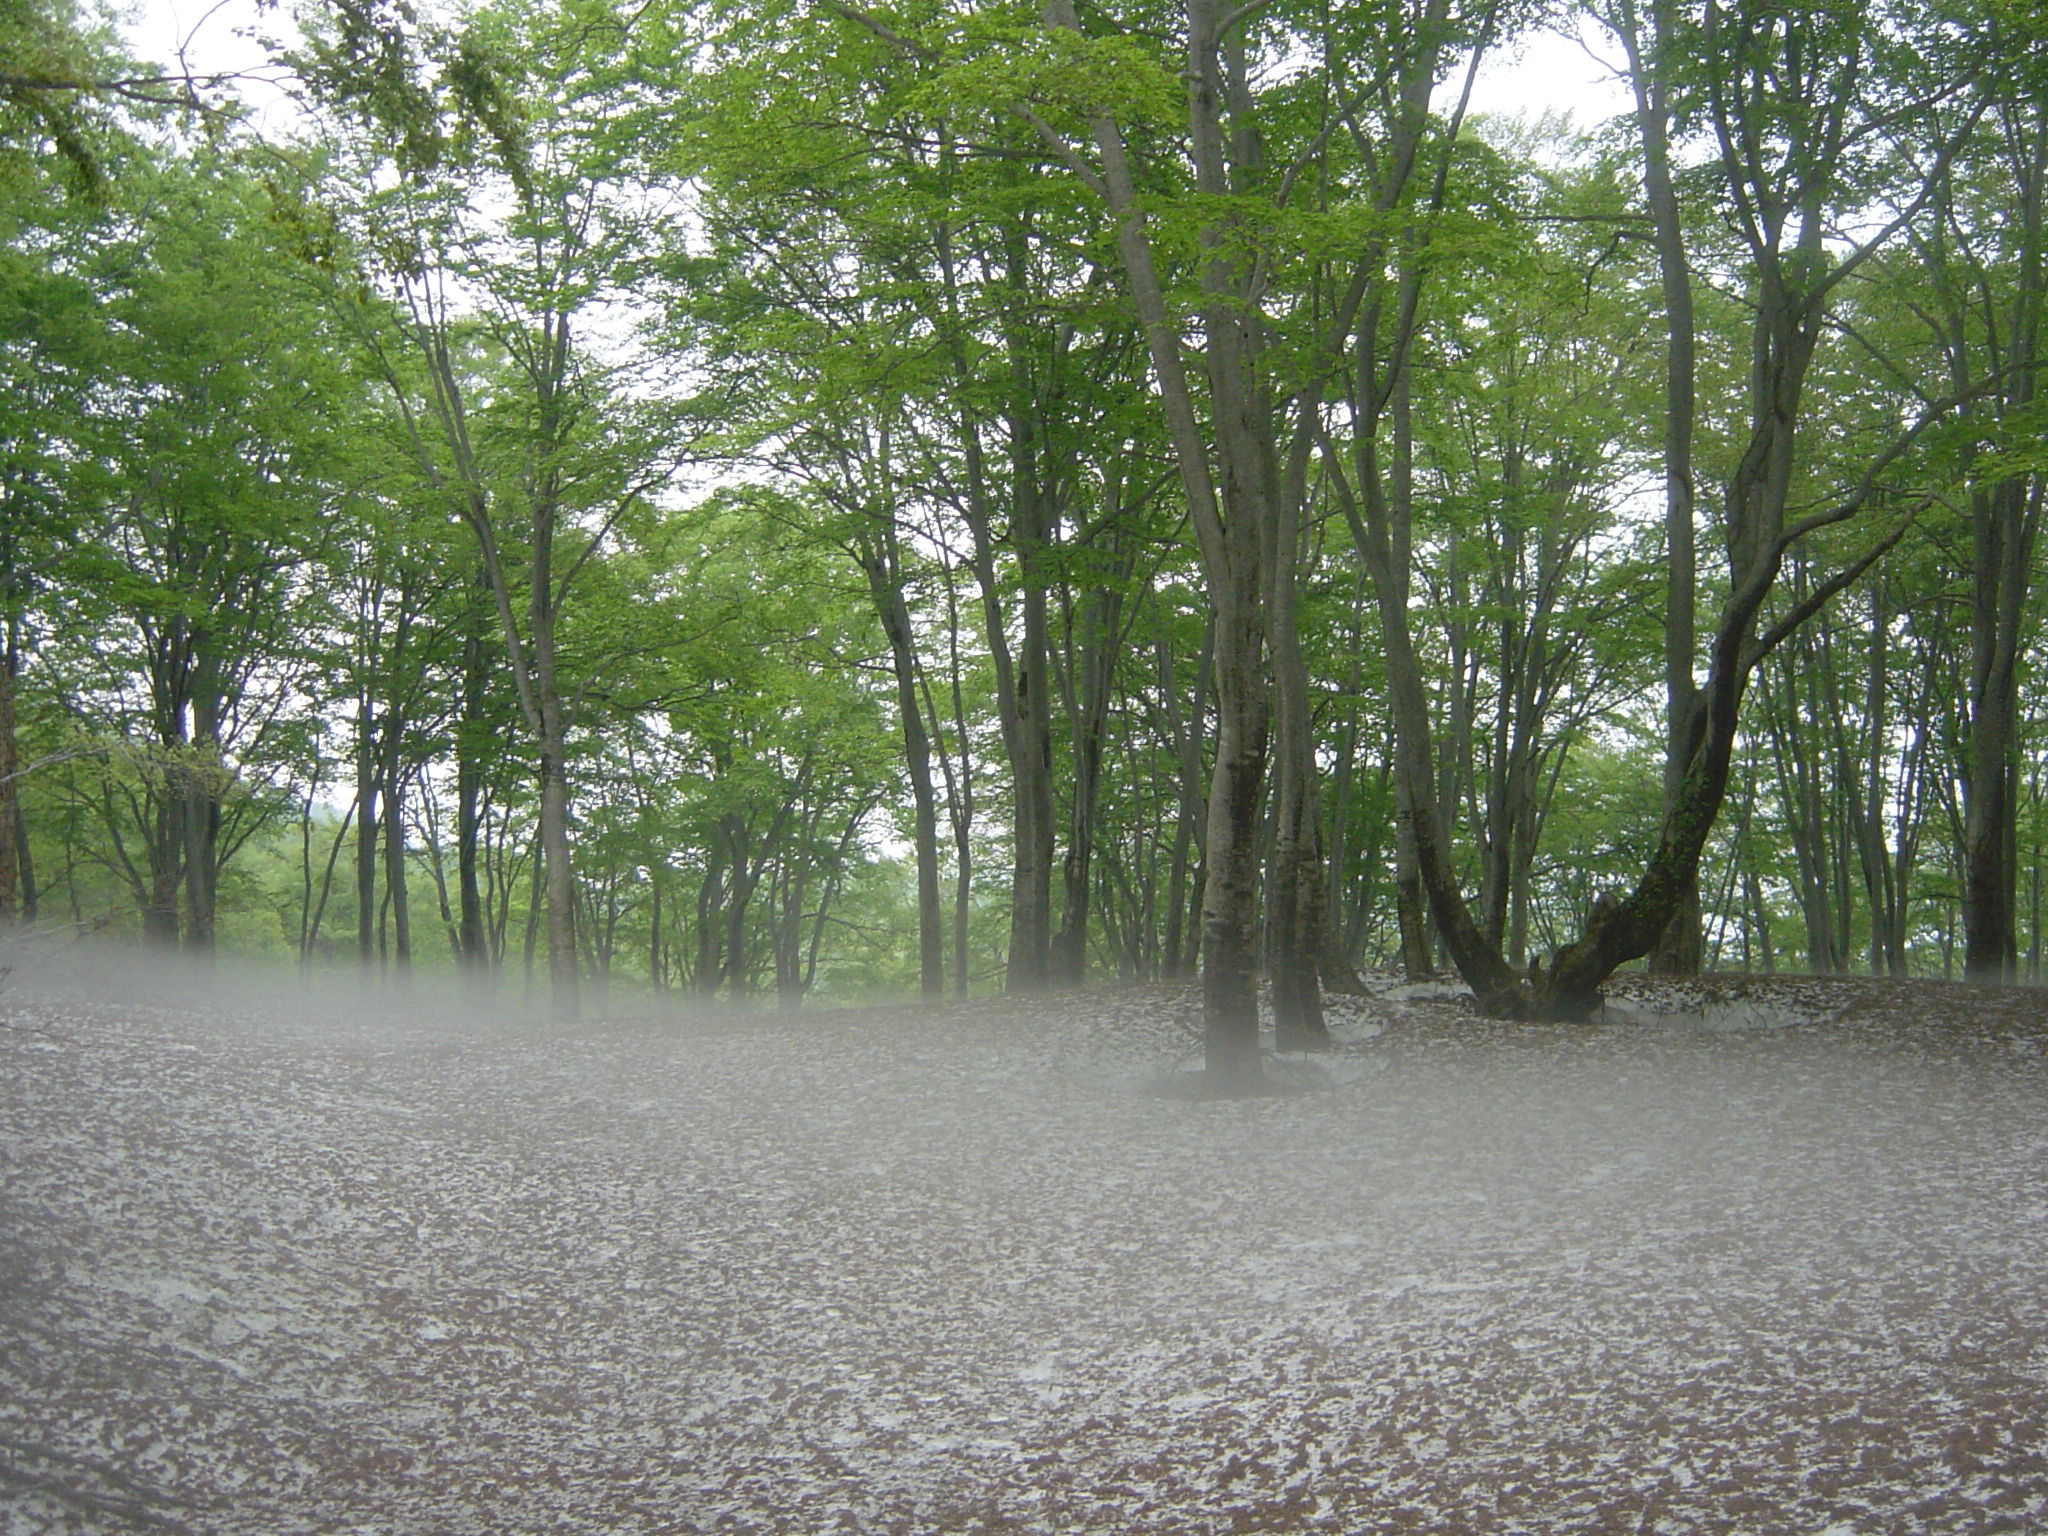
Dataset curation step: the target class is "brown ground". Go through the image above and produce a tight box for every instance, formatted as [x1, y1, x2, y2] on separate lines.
[2, 970, 2045, 1534]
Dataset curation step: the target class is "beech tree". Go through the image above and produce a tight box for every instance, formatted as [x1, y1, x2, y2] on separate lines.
[300, 0, 681, 1019]
[1382, 0, 1996, 1016]
[32, 154, 351, 951]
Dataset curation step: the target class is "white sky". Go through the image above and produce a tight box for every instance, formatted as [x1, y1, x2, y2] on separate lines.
[1471, 18, 1633, 129]
[119, 0, 1635, 138]
[124, 0, 278, 84]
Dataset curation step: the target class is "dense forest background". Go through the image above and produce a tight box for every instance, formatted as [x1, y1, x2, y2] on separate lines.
[1, 0, 2042, 1066]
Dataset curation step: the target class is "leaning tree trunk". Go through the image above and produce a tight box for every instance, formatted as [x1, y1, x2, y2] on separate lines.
[1527, 245, 1853, 1016]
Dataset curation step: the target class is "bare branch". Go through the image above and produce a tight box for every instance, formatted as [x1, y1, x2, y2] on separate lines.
[1744, 500, 1924, 672]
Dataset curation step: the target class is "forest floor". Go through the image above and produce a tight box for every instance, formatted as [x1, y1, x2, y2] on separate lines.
[3, 957, 2047, 1535]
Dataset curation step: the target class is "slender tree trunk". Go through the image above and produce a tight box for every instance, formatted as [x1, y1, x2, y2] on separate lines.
[180, 689, 222, 960]
[648, 870, 664, 993]
[0, 627, 18, 924]
[1052, 566, 1124, 986]
[695, 843, 723, 996]
[1007, 466, 1058, 993]
[1199, 582, 1269, 1090]
[1391, 773, 1432, 978]
[382, 744, 411, 978]
[929, 554, 978, 998]
[302, 803, 354, 971]
[356, 694, 378, 973]
[1612, 0, 1705, 977]
[1038, 0, 1292, 1089]
[529, 531, 579, 1023]
[860, 524, 944, 999]
[454, 589, 491, 984]
[1159, 623, 1212, 982]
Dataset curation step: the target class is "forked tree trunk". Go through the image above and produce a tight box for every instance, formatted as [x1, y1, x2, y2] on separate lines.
[1354, 0, 1975, 1018]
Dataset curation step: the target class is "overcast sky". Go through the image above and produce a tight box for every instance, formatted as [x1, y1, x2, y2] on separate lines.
[121, 0, 1634, 137]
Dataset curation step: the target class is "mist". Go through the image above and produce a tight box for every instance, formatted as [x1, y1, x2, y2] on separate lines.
[3, 953, 2043, 1531]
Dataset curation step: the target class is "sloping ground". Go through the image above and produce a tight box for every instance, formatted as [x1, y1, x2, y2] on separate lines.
[2, 968, 2046, 1534]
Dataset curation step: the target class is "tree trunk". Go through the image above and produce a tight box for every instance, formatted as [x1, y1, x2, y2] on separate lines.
[1610, 0, 1705, 977]
[382, 739, 411, 979]
[180, 689, 223, 959]
[1957, 99, 2045, 981]
[355, 694, 379, 973]
[1006, 465, 1057, 993]
[454, 585, 491, 984]
[1159, 623, 1211, 982]
[143, 798, 181, 947]
[0, 627, 18, 924]
[1962, 472, 2042, 981]
[1266, 442, 1327, 1049]
[1038, 0, 1297, 1089]
[860, 526, 945, 999]
[929, 555, 979, 998]
[694, 842, 724, 995]
[1051, 559, 1125, 986]
[1199, 587, 1269, 1092]
[537, 728, 578, 1021]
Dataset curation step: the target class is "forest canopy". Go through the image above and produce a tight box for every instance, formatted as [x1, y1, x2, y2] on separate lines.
[1, 0, 2043, 1084]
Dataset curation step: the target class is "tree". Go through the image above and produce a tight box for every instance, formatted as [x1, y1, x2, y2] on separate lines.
[32, 152, 349, 951]
[1368, 0, 1992, 1017]
[1902, 35, 2048, 982]
[301, 0, 682, 1018]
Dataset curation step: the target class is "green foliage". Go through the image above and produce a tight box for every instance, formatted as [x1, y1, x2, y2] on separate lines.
[6, 0, 2048, 995]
